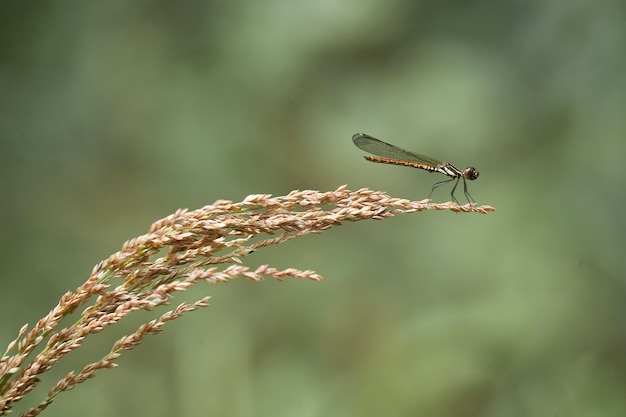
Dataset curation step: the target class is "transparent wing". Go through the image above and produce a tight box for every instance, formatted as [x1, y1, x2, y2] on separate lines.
[352, 133, 442, 166]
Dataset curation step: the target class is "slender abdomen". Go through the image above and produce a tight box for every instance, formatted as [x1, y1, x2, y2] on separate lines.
[364, 155, 438, 173]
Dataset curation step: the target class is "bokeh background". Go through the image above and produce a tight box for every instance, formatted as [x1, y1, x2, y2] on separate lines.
[1, 1, 625, 416]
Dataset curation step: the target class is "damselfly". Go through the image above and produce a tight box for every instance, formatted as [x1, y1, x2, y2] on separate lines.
[352, 133, 479, 204]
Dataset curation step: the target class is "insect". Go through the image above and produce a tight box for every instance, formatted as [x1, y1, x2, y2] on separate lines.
[352, 133, 479, 204]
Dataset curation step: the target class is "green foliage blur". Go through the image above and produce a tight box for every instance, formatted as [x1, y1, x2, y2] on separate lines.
[1, 1, 625, 416]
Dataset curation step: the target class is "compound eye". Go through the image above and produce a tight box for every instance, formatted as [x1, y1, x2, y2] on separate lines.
[465, 167, 479, 180]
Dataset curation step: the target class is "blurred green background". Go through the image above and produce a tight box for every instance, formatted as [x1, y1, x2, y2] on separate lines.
[1, 1, 625, 416]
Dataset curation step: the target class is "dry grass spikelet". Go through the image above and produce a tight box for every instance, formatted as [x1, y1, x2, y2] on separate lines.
[0, 185, 494, 416]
